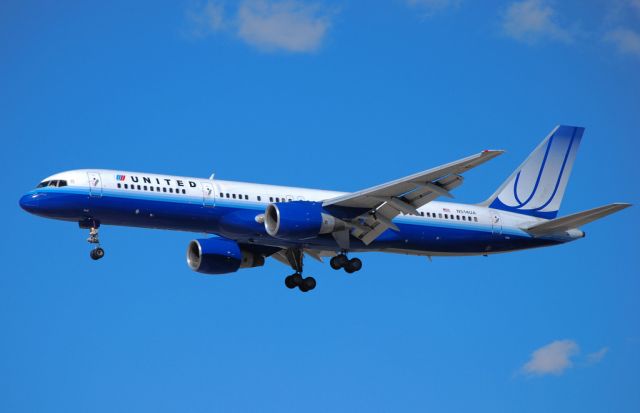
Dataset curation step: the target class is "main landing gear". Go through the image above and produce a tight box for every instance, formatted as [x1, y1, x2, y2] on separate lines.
[282, 249, 316, 293]
[87, 226, 105, 261]
[330, 253, 362, 274]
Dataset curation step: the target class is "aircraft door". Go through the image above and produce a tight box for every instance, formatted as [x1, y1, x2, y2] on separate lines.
[491, 212, 503, 235]
[201, 181, 215, 207]
[87, 172, 102, 197]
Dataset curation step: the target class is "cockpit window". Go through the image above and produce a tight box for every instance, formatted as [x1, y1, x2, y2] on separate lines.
[36, 180, 68, 188]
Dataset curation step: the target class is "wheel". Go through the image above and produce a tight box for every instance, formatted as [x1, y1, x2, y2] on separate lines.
[90, 247, 105, 260]
[347, 257, 362, 272]
[285, 274, 298, 289]
[330, 255, 348, 270]
[299, 276, 316, 292]
[303, 276, 316, 291]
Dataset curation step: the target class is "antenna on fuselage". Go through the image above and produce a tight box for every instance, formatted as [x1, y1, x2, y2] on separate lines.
[209, 172, 215, 180]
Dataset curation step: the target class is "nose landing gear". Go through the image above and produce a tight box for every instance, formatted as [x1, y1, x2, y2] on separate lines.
[87, 226, 105, 260]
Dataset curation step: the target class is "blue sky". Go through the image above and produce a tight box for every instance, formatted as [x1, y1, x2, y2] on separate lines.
[1, 0, 639, 411]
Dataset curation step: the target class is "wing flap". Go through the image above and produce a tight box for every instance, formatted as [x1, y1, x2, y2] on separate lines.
[349, 172, 467, 245]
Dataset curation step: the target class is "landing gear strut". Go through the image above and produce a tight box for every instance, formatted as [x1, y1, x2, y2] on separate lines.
[283, 249, 316, 292]
[87, 226, 105, 260]
[330, 253, 362, 274]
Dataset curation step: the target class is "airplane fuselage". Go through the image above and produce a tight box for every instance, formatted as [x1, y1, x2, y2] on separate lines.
[19, 169, 580, 257]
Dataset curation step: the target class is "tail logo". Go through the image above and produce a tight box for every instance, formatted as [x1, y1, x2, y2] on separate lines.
[489, 126, 583, 219]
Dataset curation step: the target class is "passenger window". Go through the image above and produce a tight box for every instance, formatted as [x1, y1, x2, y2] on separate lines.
[232, 194, 236, 199]
[150, 186, 154, 191]
[276, 197, 280, 202]
[182, 189, 186, 194]
[438, 213, 442, 218]
[245, 195, 248, 200]
[163, 187, 167, 193]
[257, 196, 261, 201]
[474, 217, 478, 222]
[124, 184, 128, 189]
[456, 215, 460, 220]
[270, 197, 273, 202]
[444, 214, 448, 219]
[137, 185, 141, 190]
[462, 216, 466, 221]
[117, 183, 121, 188]
[169, 188, 173, 193]
[157, 187, 160, 192]
[144, 186, 148, 190]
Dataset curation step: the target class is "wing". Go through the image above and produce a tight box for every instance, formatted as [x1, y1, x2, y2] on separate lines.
[322, 150, 504, 246]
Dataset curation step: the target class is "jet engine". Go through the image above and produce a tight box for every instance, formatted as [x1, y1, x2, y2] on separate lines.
[186, 237, 264, 275]
[264, 201, 345, 240]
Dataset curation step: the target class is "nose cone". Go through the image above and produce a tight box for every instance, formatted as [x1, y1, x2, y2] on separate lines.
[19, 193, 40, 213]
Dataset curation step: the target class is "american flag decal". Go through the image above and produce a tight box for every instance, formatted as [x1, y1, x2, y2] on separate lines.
[443, 208, 450, 212]
[116, 175, 126, 181]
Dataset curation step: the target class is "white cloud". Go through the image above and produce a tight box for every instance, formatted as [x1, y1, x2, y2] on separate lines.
[605, 27, 640, 57]
[521, 340, 579, 376]
[502, 0, 573, 44]
[406, 0, 461, 16]
[586, 347, 609, 364]
[187, 0, 334, 53]
[186, 1, 226, 37]
[237, 0, 332, 52]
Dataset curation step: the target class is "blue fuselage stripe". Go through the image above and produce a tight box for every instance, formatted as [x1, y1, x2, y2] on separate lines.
[25, 187, 565, 254]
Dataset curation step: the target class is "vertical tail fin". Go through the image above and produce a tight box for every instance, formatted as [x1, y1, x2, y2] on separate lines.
[482, 125, 584, 219]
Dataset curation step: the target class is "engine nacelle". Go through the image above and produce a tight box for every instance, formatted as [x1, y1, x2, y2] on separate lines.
[264, 201, 344, 240]
[186, 238, 264, 275]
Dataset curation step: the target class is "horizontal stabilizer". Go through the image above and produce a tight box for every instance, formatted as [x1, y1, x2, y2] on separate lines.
[524, 203, 631, 237]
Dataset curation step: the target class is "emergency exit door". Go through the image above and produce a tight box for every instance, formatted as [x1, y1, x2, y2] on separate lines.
[201, 182, 215, 207]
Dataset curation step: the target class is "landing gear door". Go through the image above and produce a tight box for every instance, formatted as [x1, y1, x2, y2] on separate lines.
[491, 212, 502, 235]
[87, 172, 102, 198]
[201, 182, 215, 207]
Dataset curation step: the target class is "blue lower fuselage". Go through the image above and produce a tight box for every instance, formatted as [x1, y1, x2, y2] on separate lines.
[20, 186, 565, 256]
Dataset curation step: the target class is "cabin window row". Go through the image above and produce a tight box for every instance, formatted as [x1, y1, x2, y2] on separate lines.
[220, 194, 298, 203]
[221, 193, 250, 200]
[418, 211, 478, 222]
[117, 183, 186, 194]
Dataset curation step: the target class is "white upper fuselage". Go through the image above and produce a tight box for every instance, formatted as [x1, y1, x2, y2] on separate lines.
[24, 168, 562, 257]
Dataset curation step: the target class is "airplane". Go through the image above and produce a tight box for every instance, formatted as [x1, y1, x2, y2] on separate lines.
[19, 125, 630, 292]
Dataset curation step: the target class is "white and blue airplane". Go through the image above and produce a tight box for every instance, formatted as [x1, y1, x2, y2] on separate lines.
[20, 125, 630, 292]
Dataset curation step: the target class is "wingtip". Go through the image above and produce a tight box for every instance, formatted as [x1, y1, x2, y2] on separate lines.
[482, 149, 505, 156]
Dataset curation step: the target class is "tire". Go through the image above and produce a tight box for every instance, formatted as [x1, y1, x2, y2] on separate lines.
[285, 275, 298, 289]
[90, 248, 105, 260]
[330, 255, 348, 270]
[303, 276, 316, 291]
[348, 257, 362, 272]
